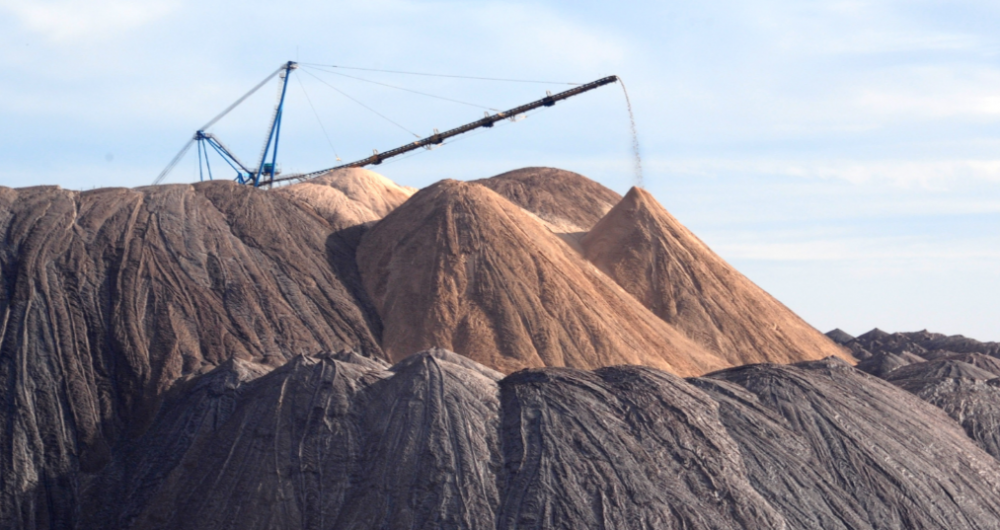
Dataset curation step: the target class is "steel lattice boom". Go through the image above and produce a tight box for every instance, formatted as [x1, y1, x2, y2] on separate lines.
[271, 75, 619, 185]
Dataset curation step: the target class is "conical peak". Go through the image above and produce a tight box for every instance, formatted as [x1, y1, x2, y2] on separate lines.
[385, 178, 527, 226]
[623, 185, 651, 202]
[825, 328, 855, 344]
[583, 186, 852, 367]
[619, 186, 684, 224]
[425, 178, 479, 195]
[858, 328, 891, 341]
[597, 186, 680, 226]
[413, 178, 488, 199]
[583, 185, 694, 260]
[200, 357, 272, 386]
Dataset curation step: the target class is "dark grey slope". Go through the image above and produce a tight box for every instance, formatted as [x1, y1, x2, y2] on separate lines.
[855, 350, 925, 378]
[130, 349, 502, 530]
[845, 328, 1000, 463]
[687, 377, 870, 530]
[937, 353, 1000, 377]
[883, 359, 1000, 461]
[77, 349, 1000, 530]
[0, 182, 384, 530]
[849, 328, 931, 358]
[697, 358, 1000, 530]
[132, 354, 382, 529]
[852, 329, 1000, 378]
[118, 352, 781, 530]
[81, 359, 271, 529]
[334, 349, 502, 530]
[885, 359, 997, 384]
[847, 329, 1000, 362]
[899, 377, 1000, 461]
[497, 366, 784, 530]
[900, 330, 1000, 358]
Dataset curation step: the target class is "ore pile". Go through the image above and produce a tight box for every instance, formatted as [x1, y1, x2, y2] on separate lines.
[9, 166, 998, 529]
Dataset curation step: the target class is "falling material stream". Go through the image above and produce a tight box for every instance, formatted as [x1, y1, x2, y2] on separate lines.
[618, 79, 644, 188]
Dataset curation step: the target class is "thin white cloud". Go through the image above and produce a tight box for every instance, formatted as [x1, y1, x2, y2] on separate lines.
[756, 0, 991, 55]
[0, 0, 177, 43]
[851, 65, 1000, 120]
[716, 237, 1000, 262]
[651, 157, 1000, 188]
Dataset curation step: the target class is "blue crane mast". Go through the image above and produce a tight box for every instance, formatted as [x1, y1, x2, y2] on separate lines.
[154, 61, 297, 187]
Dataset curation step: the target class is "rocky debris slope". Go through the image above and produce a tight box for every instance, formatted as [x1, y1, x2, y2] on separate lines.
[844, 329, 1000, 377]
[835, 328, 1000, 462]
[854, 350, 926, 378]
[695, 358, 1000, 529]
[582, 187, 849, 366]
[0, 178, 392, 529]
[58, 349, 1000, 530]
[888, 368, 1000, 462]
[356, 179, 729, 375]
[844, 328, 1000, 363]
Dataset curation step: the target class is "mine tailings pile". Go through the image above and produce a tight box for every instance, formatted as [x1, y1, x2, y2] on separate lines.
[3, 167, 1000, 529]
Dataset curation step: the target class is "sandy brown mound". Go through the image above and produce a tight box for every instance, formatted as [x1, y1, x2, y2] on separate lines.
[275, 168, 415, 228]
[582, 187, 851, 366]
[356, 179, 727, 375]
[473, 167, 622, 234]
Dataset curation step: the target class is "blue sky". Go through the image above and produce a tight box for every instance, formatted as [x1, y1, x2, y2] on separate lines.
[1, 0, 998, 341]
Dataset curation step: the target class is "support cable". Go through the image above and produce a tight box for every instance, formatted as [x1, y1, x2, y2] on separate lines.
[153, 139, 195, 185]
[303, 65, 499, 111]
[301, 68, 422, 139]
[201, 64, 286, 131]
[299, 63, 580, 85]
[295, 73, 341, 161]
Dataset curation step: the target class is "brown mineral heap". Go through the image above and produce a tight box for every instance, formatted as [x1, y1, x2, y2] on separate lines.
[356, 179, 728, 375]
[474, 166, 622, 233]
[582, 186, 851, 366]
[12, 167, 1000, 530]
[274, 167, 416, 227]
